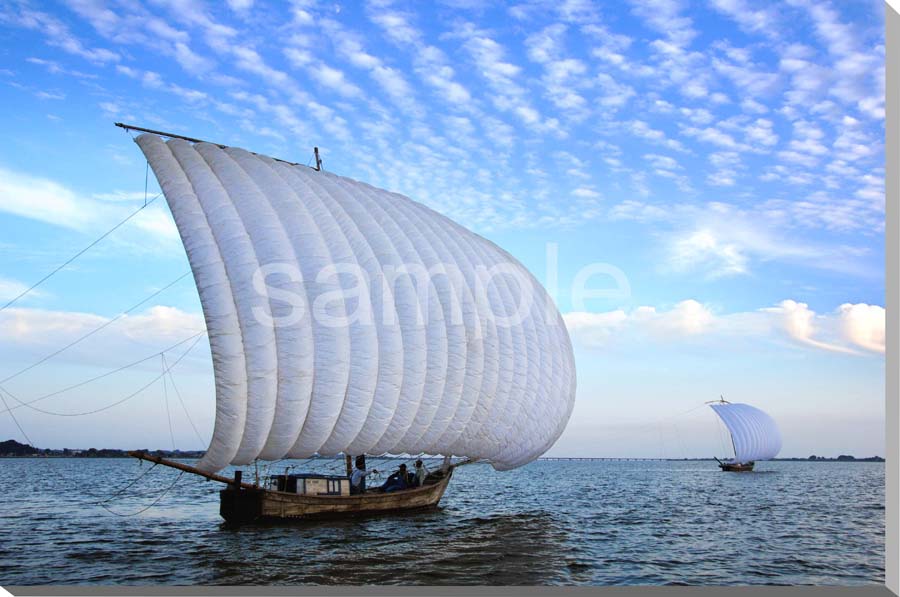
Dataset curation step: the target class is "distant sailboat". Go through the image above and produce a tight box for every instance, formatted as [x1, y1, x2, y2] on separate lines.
[709, 398, 781, 472]
[115, 123, 577, 522]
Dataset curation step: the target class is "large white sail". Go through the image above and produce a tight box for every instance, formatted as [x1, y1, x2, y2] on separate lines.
[710, 402, 781, 464]
[136, 134, 576, 473]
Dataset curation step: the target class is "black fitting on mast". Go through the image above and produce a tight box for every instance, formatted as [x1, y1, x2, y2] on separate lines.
[314, 147, 323, 171]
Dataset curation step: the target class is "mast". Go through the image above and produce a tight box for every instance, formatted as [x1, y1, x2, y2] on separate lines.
[707, 396, 734, 461]
[115, 122, 313, 168]
[720, 395, 738, 462]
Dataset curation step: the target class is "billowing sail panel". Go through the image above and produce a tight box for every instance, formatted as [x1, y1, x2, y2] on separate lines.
[710, 402, 781, 464]
[136, 134, 576, 473]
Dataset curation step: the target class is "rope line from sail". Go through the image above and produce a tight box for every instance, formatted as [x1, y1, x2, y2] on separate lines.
[0, 332, 205, 416]
[0, 271, 192, 386]
[98, 470, 185, 517]
[163, 352, 207, 446]
[161, 355, 176, 450]
[0, 385, 36, 450]
[0, 386, 81, 488]
[96, 462, 160, 505]
[579, 402, 712, 445]
[143, 160, 150, 207]
[0, 193, 162, 313]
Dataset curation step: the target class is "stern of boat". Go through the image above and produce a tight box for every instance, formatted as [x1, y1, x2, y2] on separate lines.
[220, 487, 263, 523]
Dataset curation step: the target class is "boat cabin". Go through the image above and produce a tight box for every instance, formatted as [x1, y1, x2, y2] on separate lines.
[267, 473, 349, 496]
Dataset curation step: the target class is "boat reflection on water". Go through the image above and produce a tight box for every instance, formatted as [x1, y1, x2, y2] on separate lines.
[208, 508, 575, 585]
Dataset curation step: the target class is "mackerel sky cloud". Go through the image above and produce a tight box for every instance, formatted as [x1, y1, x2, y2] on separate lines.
[0, 0, 886, 458]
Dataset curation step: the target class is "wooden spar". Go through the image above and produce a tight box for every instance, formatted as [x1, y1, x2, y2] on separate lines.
[127, 450, 256, 490]
[113, 122, 311, 169]
[344, 454, 353, 477]
[115, 123, 207, 144]
[314, 146, 322, 171]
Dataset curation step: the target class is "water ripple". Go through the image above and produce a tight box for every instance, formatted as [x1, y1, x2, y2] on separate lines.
[0, 459, 884, 586]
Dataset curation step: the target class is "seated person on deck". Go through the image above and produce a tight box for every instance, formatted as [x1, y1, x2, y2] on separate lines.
[380, 463, 411, 493]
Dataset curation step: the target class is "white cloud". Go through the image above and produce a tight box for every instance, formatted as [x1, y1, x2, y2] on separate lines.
[670, 229, 748, 277]
[0, 305, 207, 375]
[627, 120, 687, 152]
[368, 10, 422, 46]
[712, 54, 779, 97]
[608, 200, 669, 223]
[452, 22, 553, 132]
[284, 47, 313, 68]
[595, 72, 634, 109]
[0, 165, 97, 230]
[0, 277, 40, 303]
[309, 63, 363, 98]
[572, 187, 600, 199]
[762, 299, 855, 354]
[323, 19, 422, 116]
[630, 0, 696, 48]
[226, 0, 254, 13]
[365, 10, 473, 111]
[680, 124, 743, 150]
[173, 41, 213, 74]
[565, 299, 885, 355]
[0, 165, 182, 255]
[130, 207, 179, 242]
[1, 305, 201, 345]
[231, 45, 292, 87]
[659, 202, 875, 278]
[644, 153, 680, 171]
[709, 0, 780, 39]
[563, 300, 718, 348]
[745, 118, 778, 146]
[6, 8, 120, 64]
[838, 303, 885, 353]
[740, 98, 769, 114]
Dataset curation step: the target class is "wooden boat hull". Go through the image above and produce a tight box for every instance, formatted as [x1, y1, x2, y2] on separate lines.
[219, 468, 454, 523]
[719, 461, 754, 472]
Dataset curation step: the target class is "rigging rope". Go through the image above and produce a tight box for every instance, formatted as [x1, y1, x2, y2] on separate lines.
[0, 385, 35, 448]
[0, 332, 205, 416]
[163, 352, 207, 446]
[161, 355, 176, 450]
[0, 271, 192, 386]
[0, 194, 162, 313]
[98, 470, 185, 517]
[97, 462, 159, 505]
[0, 387, 76, 487]
[143, 160, 150, 207]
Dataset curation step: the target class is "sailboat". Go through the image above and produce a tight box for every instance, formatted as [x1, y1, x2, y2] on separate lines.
[709, 398, 781, 472]
[116, 123, 576, 522]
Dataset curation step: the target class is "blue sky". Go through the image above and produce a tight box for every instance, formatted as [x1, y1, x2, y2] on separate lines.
[0, 0, 886, 458]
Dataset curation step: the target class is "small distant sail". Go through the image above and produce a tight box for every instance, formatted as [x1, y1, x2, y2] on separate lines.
[135, 134, 576, 473]
[710, 402, 781, 463]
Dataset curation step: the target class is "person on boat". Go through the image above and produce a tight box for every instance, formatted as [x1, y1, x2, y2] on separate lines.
[381, 463, 411, 492]
[349, 456, 377, 495]
[413, 459, 429, 486]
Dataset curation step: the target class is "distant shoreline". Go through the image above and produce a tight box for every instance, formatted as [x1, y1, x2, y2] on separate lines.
[0, 439, 884, 462]
[0, 456, 885, 462]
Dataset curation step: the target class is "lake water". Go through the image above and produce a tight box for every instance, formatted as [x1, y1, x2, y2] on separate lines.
[0, 458, 884, 586]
